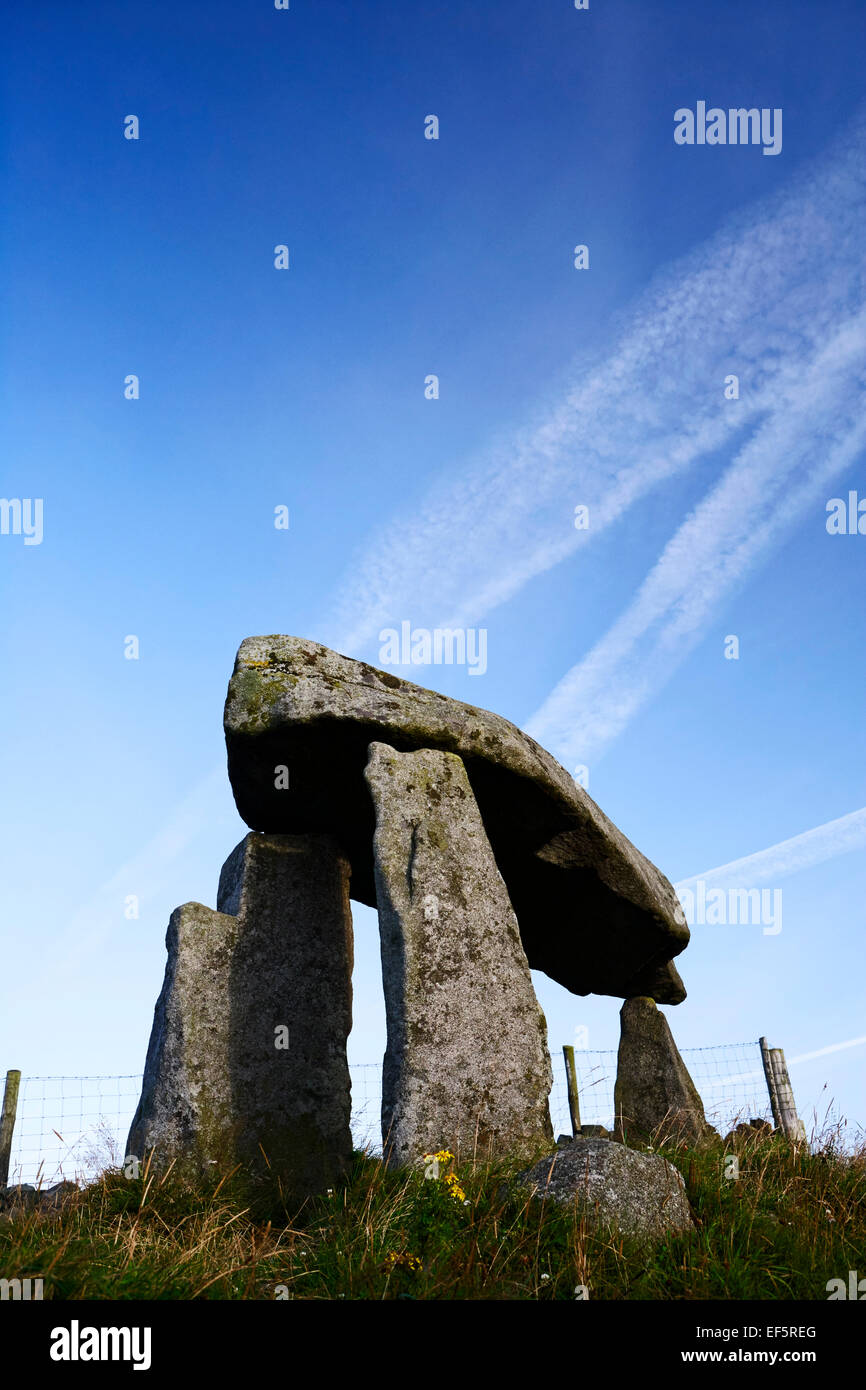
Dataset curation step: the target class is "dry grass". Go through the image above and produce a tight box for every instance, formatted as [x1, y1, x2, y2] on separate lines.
[1, 1119, 864, 1300]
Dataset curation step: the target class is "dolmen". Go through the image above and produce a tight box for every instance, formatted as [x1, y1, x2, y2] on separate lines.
[128, 636, 694, 1196]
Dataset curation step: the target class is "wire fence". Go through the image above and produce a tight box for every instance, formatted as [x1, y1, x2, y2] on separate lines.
[5, 1043, 771, 1187]
[564, 1041, 771, 1136]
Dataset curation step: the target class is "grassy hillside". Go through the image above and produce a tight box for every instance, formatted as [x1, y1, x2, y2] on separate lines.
[1, 1125, 863, 1300]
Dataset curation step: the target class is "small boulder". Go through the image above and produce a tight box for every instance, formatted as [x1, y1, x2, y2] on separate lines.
[514, 1136, 694, 1241]
[723, 1118, 775, 1147]
[0, 1180, 79, 1214]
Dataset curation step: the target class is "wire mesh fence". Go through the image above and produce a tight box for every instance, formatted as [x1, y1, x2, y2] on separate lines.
[6, 1075, 143, 1188]
[563, 1041, 772, 1135]
[5, 1042, 771, 1187]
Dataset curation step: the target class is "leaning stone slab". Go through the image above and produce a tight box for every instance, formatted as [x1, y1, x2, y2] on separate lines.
[127, 833, 354, 1195]
[613, 996, 714, 1146]
[514, 1136, 694, 1242]
[223, 635, 688, 1003]
[364, 741, 553, 1167]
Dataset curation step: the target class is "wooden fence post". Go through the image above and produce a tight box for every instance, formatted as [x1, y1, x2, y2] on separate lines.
[0, 1069, 21, 1188]
[759, 1038, 806, 1141]
[562, 1045, 581, 1136]
[759, 1036, 781, 1128]
[770, 1048, 807, 1142]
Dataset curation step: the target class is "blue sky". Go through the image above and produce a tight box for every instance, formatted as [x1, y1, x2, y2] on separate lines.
[2, 0, 864, 1150]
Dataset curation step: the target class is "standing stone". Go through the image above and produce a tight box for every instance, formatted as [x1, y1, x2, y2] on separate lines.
[364, 741, 553, 1167]
[127, 833, 354, 1196]
[613, 996, 713, 1146]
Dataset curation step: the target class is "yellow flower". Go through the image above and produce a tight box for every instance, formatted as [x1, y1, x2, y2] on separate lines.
[420, 1148, 466, 1199]
[382, 1251, 422, 1273]
[443, 1172, 466, 1202]
[422, 1149, 454, 1165]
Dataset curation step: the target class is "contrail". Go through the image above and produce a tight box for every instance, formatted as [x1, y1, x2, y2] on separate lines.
[788, 1036, 866, 1066]
[328, 111, 866, 658]
[525, 308, 866, 763]
[696, 1035, 866, 1094]
[675, 807, 866, 892]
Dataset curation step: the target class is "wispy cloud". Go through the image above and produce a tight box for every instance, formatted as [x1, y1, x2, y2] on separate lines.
[525, 310, 866, 763]
[675, 807, 866, 893]
[329, 112, 866, 657]
[788, 1036, 866, 1066]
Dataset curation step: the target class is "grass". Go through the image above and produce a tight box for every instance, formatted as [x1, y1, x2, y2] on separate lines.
[1, 1121, 864, 1300]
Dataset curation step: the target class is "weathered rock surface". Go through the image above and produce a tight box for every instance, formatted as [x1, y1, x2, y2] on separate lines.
[557, 1126, 610, 1145]
[127, 834, 354, 1195]
[613, 996, 713, 1145]
[515, 1137, 694, 1240]
[0, 1181, 79, 1215]
[364, 742, 553, 1166]
[723, 1118, 775, 1147]
[223, 635, 688, 1002]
